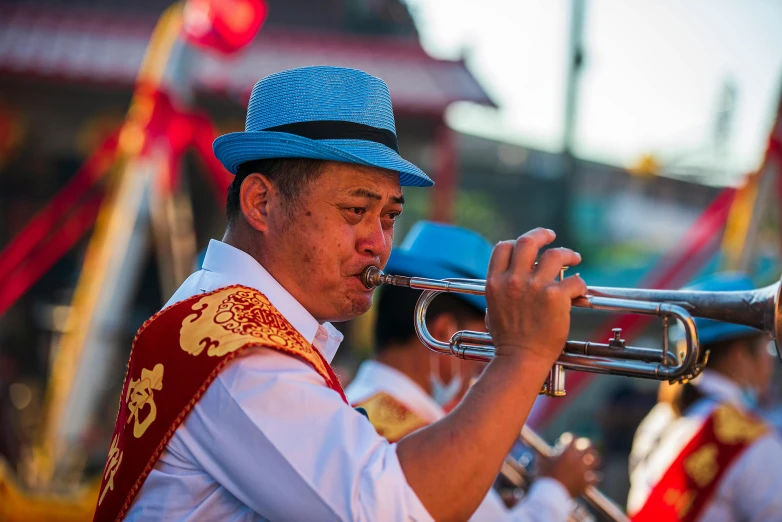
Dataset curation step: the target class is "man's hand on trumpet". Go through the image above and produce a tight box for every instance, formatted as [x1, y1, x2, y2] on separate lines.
[396, 227, 590, 520]
[540, 433, 602, 498]
[484, 227, 587, 371]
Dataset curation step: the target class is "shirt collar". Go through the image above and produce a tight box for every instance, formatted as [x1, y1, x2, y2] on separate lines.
[350, 360, 444, 422]
[201, 239, 344, 362]
[692, 369, 745, 407]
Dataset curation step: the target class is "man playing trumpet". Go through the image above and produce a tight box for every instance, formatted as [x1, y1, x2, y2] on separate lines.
[346, 220, 601, 521]
[93, 66, 588, 521]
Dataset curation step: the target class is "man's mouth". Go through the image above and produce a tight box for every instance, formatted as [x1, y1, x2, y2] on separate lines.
[348, 263, 382, 291]
[350, 269, 374, 291]
[352, 274, 370, 288]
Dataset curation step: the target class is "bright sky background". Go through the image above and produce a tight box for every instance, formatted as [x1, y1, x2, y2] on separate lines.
[404, 0, 782, 185]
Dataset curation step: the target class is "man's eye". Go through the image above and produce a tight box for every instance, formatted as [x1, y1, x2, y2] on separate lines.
[386, 212, 401, 221]
[350, 207, 366, 215]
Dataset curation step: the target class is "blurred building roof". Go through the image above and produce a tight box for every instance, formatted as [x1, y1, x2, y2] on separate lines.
[2, 0, 423, 38]
[0, 2, 495, 113]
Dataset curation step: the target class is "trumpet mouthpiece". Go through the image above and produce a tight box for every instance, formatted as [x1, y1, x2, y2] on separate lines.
[361, 266, 384, 289]
[360, 266, 412, 289]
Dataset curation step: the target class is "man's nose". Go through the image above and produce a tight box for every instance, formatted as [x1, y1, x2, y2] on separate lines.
[359, 219, 388, 257]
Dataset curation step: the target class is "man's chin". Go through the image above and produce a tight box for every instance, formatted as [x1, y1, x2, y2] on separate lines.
[339, 295, 373, 321]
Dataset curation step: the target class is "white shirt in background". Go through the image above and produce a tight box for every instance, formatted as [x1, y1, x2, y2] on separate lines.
[346, 360, 574, 522]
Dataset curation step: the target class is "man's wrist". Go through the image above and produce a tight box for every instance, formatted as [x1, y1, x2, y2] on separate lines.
[491, 346, 556, 376]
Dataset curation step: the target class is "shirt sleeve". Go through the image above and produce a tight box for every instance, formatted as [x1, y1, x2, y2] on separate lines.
[508, 478, 572, 522]
[723, 433, 782, 521]
[173, 348, 434, 522]
[466, 478, 572, 522]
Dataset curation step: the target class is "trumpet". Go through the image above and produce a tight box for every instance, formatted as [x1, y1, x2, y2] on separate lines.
[499, 425, 630, 522]
[361, 266, 782, 396]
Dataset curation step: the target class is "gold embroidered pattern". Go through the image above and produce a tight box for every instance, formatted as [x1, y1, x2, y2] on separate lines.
[356, 393, 429, 443]
[98, 434, 123, 505]
[683, 443, 718, 487]
[125, 363, 164, 438]
[663, 488, 695, 518]
[713, 404, 768, 444]
[179, 287, 331, 378]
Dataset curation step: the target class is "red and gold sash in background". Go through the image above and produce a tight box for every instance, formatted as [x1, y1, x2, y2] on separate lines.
[352, 393, 429, 443]
[92, 285, 346, 522]
[631, 403, 769, 522]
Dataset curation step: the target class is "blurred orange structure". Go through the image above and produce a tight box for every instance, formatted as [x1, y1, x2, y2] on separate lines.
[0, 460, 99, 522]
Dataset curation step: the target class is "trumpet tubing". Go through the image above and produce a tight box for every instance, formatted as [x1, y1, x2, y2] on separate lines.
[361, 266, 782, 396]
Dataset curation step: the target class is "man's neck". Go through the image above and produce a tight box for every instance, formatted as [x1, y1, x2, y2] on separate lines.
[222, 226, 256, 259]
[222, 227, 314, 319]
[376, 343, 432, 396]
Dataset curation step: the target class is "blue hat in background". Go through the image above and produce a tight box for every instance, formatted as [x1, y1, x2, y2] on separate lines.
[213, 66, 433, 187]
[675, 271, 764, 345]
[385, 221, 492, 311]
[194, 247, 207, 272]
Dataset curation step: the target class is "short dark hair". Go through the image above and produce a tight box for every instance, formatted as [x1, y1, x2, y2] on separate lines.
[374, 284, 484, 353]
[226, 158, 325, 225]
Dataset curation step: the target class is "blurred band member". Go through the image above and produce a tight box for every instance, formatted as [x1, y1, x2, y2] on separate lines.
[627, 272, 782, 521]
[93, 66, 588, 521]
[347, 221, 600, 521]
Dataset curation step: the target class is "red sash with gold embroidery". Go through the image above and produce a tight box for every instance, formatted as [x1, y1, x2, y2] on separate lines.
[352, 393, 429, 443]
[92, 285, 346, 522]
[631, 403, 769, 522]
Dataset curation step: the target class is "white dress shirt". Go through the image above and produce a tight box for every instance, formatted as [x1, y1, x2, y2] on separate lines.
[126, 239, 432, 521]
[627, 370, 782, 522]
[346, 360, 574, 522]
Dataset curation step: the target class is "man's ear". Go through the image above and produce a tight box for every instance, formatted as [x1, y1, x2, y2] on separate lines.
[239, 173, 275, 232]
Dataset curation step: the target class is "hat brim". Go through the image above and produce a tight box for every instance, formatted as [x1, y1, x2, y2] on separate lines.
[385, 250, 487, 311]
[213, 132, 433, 187]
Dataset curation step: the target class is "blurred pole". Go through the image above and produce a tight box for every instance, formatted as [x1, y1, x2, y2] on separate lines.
[150, 151, 198, 300]
[560, 0, 586, 247]
[430, 119, 457, 223]
[713, 79, 737, 185]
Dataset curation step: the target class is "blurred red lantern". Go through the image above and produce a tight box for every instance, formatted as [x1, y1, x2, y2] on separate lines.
[182, 0, 267, 54]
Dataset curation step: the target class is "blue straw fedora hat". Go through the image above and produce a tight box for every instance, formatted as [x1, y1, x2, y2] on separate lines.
[386, 221, 492, 310]
[213, 66, 433, 187]
[673, 272, 764, 345]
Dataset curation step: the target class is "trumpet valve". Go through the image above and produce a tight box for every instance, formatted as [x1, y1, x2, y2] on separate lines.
[546, 364, 567, 397]
[608, 328, 625, 349]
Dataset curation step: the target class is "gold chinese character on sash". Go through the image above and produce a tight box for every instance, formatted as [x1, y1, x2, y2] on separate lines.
[663, 488, 695, 518]
[713, 404, 768, 444]
[684, 443, 718, 487]
[126, 363, 164, 438]
[98, 434, 123, 505]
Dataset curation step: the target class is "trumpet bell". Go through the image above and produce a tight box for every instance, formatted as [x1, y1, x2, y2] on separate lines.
[588, 274, 782, 361]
